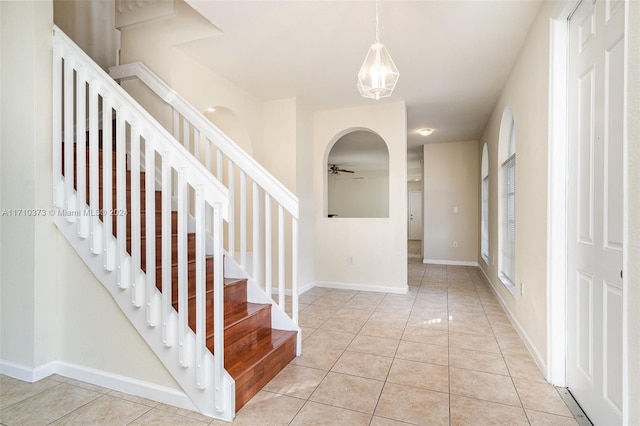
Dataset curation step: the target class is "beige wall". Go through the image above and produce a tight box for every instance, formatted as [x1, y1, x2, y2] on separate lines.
[328, 170, 389, 218]
[478, 2, 553, 365]
[423, 141, 479, 264]
[314, 102, 407, 292]
[1, 0, 57, 369]
[53, 0, 120, 71]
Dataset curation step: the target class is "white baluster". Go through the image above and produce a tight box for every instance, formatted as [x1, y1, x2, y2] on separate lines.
[195, 186, 206, 389]
[89, 82, 101, 254]
[131, 126, 143, 306]
[145, 138, 157, 326]
[161, 156, 173, 346]
[177, 170, 191, 366]
[76, 68, 88, 237]
[53, 46, 63, 207]
[213, 203, 225, 412]
[265, 193, 272, 297]
[205, 139, 212, 173]
[252, 181, 260, 284]
[292, 218, 299, 324]
[216, 148, 223, 183]
[194, 128, 200, 163]
[228, 161, 235, 258]
[102, 96, 115, 271]
[240, 170, 247, 269]
[183, 118, 190, 153]
[116, 112, 129, 288]
[278, 205, 285, 308]
[63, 57, 75, 219]
[172, 108, 179, 140]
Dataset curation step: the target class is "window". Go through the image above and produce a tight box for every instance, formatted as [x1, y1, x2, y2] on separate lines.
[498, 107, 516, 293]
[481, 144, 489, 263]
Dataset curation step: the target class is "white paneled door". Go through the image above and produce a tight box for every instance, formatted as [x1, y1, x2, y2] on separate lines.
[567, 1, 624, 424]
[409, 191, 422, 240]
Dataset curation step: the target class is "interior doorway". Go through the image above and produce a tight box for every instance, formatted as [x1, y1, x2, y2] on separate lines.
[408, 190, 422, 261]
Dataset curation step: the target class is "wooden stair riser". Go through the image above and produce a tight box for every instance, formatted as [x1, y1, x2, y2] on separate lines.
[196, 303, 272, 354]
[128, 232, 197, 268]
[156, 257, 214, 298]
[232, 330, 297, 410]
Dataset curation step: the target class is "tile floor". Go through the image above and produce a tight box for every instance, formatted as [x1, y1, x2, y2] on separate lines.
[1, 247, 579, 425]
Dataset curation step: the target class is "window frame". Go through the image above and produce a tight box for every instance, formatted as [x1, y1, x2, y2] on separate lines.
[498, 108, 516, 295]
[481, 144, 489, 264]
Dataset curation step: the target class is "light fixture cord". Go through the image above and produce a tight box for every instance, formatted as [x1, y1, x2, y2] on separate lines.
[375, 0, 380, 43]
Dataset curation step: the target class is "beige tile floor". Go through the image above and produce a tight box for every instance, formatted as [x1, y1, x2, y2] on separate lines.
[1, 249, 580, 425]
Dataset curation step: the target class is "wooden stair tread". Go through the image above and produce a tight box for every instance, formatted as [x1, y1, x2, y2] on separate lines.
[226, 329, 297, 377]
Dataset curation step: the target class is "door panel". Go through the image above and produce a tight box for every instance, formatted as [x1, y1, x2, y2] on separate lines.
[409, 191, 422, 241]
[567, 1, 624, 424]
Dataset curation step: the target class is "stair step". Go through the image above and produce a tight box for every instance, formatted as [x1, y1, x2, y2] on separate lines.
[227, 329, 297, 410]
[199, 302, 272, 354]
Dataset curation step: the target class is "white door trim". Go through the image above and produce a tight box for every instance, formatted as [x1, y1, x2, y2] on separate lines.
[547, 0, 579, 388]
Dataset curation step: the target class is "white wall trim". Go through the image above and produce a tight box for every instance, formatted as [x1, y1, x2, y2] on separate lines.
[0, 359, 197, 412]
[273, 280, 315, 296]
[314, 281, 408, 295]
[423, 259, 479, 267]
[546, 0, 580, 388]
[478, 268, 548, 378]
[0, 360, 58, 383]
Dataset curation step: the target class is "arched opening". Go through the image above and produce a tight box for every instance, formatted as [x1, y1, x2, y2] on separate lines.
[325, 129, 389, 218]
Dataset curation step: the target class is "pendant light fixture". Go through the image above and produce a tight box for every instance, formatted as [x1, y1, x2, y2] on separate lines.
[357, 0, 399, 100]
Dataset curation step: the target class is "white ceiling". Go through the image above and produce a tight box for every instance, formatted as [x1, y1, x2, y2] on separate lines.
[181, 0, 542, 159]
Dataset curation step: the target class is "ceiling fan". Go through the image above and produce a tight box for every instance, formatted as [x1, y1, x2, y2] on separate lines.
[328, 164, 355, 175]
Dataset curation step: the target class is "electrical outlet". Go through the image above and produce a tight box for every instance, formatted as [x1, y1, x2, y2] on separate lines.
[520, 282, 525, 297]
[347, 256, 354, 265]
[453, 241, 458, 248]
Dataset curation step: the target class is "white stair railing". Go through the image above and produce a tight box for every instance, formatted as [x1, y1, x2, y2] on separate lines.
[52, 26, 236, 420]
[110, 62, 300, 327]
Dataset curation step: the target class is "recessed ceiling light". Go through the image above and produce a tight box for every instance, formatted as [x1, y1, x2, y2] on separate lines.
[206, 107, 216, 112]
[419, 128, 434, 136]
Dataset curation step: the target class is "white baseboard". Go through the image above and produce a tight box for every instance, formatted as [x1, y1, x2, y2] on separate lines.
[313, 281, 408, 295]
[297, 281, 315, 295]
[423, 259, 480, 267]
[271, 281, 316, 296]
[478, 267, 548, 378]
[0, 359, 57, 383]
[0, 359, 196, 411]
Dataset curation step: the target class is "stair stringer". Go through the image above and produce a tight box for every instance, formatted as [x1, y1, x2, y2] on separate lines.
[54, 204, 236, 421]
[224, 255, 301, 356]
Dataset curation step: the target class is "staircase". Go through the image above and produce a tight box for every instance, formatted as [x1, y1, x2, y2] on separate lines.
[52, 26, 300, 421]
